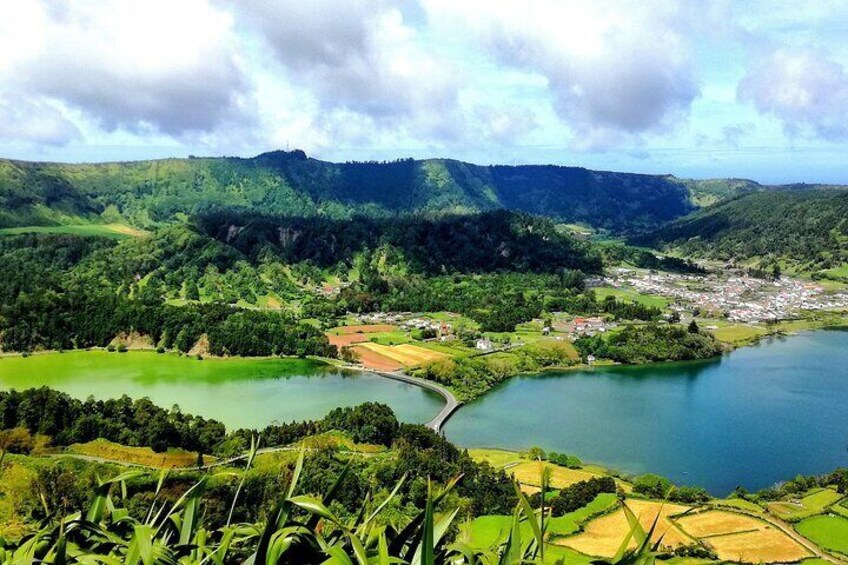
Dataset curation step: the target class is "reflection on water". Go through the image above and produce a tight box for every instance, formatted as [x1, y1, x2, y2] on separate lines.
[0, 351, 444, 429]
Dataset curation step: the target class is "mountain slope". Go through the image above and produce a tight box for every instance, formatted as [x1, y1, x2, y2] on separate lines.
[635, 188, 848, 270]
[0, 150, 701, 233]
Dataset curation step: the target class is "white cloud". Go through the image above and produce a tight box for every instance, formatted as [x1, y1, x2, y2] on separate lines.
[233, 0, 460, 134]
[0, 0, 252, 137]
[0, 96, 81, 146]
[738, 48, 848, 140]
[422, 0, 702, 149]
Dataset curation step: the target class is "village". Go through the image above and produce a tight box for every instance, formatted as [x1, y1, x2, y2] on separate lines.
[596, 268, 848, 323]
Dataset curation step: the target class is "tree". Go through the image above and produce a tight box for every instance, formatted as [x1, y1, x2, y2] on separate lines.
[0, 427, 34, 467]
[527, 446, 546, 461]
[687, 319, 700, 334]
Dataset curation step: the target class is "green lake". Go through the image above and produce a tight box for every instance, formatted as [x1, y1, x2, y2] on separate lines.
[0, 351, 444, 429]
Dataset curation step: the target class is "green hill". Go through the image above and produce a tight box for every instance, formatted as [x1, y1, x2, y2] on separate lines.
[635, 188, 848, 271]
[0, 150, 705, 233]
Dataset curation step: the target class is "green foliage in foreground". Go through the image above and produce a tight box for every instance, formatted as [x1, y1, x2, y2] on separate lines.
[0, 446, 660, 565]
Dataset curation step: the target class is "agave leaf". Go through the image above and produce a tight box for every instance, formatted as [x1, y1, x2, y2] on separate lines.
[227, 434, 261, 527]
[178, 477, 208, 546]
[86, 471, 144, 523]
[289, 495, 344, 526]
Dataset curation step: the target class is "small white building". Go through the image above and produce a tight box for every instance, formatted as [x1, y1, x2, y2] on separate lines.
[587, 354, 597, 365]
[476, 338, 494, 351]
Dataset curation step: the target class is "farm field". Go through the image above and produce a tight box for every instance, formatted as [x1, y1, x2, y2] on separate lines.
[509, 460, 608, 490]
[67, 439, 206, 468]
[767, 488, 844, 520]
[674, 509, 813, 563]
[675, 509, 764, 538]
[554, 499, 692, 557]
[795, 515, 848, 555]
[703, 528, 811, 563]
[348, 346, 403, 371]
[355, 342, 449, 368]
[0, 223, 145, 239]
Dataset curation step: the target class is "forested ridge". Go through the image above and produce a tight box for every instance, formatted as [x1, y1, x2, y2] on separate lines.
[0, 150, 706, 233]
[636, 188, 848, 271]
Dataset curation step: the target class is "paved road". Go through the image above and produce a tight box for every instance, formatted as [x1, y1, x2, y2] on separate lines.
[372, 370, 461, 432]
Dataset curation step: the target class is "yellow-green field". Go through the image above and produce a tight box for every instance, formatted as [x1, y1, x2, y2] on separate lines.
[467, 448, 522, 469]
[67, 439, 206, 468]
[593, 286, 669, 308]
[708, 323, 767, 345]
[509, 460, 610, 491]
[356, 342, 449, 367]
[0, 223, 146, 239]
[767, 488, 844, 521]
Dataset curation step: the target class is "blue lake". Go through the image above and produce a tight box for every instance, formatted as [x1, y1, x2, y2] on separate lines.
[445, 329, 848, 495]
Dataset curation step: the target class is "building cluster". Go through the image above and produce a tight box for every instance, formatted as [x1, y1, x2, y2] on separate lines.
[601, 269, 848, 323]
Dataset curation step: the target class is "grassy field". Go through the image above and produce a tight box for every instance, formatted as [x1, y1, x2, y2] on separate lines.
[709, 497, 765, 513]
[0, 223, 145, 239]
[593, 286, 669, 309]
[795, 515, 848, 555]
[767, 488, 844, 521]
[467, 448, 523, 469]
[708, 324, 767, 345]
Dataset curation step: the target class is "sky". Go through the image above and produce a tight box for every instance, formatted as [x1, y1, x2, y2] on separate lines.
[1, 0, 847, 184]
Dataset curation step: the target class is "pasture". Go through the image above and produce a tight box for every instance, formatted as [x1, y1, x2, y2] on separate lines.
[767, 488, 844, 521]
[795, 515, 848, 555]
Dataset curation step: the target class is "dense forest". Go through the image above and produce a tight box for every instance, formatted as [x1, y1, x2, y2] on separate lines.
[636, 188, 848, 271]
[0, 151, 714, 233]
